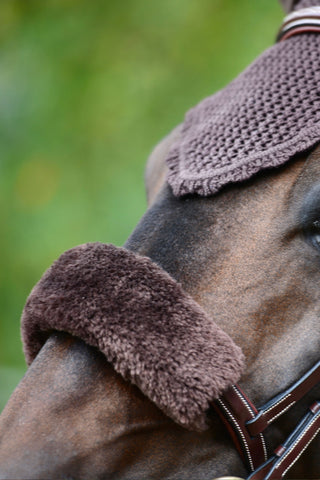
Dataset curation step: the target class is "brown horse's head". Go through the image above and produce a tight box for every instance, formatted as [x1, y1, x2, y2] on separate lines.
[1, 1, 320, 478]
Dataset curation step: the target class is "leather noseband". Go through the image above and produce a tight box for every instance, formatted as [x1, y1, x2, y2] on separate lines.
[214, 359, 320, 479]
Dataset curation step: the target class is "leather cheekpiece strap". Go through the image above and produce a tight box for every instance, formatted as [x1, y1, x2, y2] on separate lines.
[213, 386, 268, 472]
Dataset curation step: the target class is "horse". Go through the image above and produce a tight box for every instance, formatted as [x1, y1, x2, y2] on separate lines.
[1, 3, 320, 480]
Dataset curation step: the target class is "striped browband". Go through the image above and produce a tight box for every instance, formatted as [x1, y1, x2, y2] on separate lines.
[277, 6, 320, 41]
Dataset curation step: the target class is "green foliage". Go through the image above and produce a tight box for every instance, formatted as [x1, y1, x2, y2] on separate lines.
[0, 0, 282, 409]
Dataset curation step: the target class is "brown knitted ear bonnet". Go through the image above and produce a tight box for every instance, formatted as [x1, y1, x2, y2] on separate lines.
[166, 0, 320, 196]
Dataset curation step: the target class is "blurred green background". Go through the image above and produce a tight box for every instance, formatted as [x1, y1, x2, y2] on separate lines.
[0, 0, 282, 410]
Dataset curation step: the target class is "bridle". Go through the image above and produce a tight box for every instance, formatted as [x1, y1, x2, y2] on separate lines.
[214, 360, 320, 479]
[276, 6, 320, 41]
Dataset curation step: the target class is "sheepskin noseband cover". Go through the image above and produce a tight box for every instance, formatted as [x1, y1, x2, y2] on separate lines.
[21, 242, 244, 431]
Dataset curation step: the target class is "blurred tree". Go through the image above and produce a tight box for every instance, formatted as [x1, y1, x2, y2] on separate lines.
[0, 0, 282, 409]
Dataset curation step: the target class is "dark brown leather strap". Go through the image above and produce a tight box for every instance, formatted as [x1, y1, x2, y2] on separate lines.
[213, 386, 268, 472]
[214, 360, 320, 479]
[247, 401, 320, 480]
[246, 359, 320, 436]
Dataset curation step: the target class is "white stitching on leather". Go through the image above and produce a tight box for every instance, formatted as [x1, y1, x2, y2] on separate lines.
[282, 426, 320, 477]
[232, 386, 255, 419]
[276, 412, 320, 472]
[264, 393, 292, 415]
[267, 401, 296, 424]
[259, 433, 268, 462]
[232, 386, 268, 461]
[217, 398, 255, 472]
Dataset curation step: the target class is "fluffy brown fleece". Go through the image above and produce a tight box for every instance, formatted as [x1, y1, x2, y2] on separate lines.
[21, 242, 244, 431]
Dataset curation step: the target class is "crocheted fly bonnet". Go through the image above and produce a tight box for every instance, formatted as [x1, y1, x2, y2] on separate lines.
[166, 0, 320, 196]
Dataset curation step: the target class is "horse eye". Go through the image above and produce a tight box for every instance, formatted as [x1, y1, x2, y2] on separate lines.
[313, 220, 320, 229]
[309, 220, 320, 248]
[299, 185, 320, 250]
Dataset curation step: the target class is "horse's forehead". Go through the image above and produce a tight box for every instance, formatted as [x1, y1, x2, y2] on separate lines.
[288, 144, 320, 199]
[146, 148, 309, 223]
[130, 148, 311, 301]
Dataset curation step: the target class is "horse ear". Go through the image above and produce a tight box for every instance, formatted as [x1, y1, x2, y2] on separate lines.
[279, 0, 297, 12]
[279, 0, 318, 13]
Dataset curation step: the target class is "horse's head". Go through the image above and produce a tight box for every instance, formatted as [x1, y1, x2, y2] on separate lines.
[1, 1, 320, 479]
